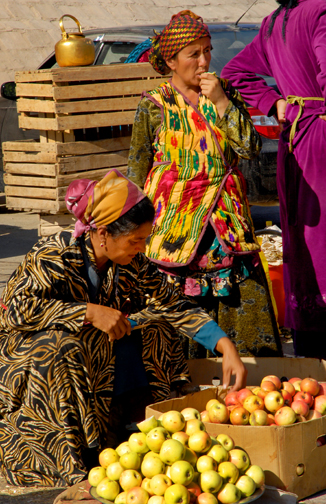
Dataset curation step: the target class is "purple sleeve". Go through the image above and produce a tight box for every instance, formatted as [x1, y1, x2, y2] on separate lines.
[221, 17, 282, 116]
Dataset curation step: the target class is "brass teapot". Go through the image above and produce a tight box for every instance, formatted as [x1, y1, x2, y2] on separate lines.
[55, 14, 95, 67]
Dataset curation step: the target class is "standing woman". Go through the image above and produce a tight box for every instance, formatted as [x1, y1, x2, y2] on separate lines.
[221, 0, 326, 359]
[127, 10, 282, 358]
[0, 169, 246, 488]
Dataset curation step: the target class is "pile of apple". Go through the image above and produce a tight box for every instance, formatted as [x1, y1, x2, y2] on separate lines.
[203, 375, 326, 427]
[88, 409, 265, 504]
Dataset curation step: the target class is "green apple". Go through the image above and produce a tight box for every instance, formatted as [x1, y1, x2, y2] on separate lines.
[172, 431, 190, 446]
[228, 449, 250, 473]
[141, 478, 155, 496]
[198, 470, 223, 493]
[126, 486, 150, 504]
[141, 454, 166, 478]
[218, 462, 239, 484]
[137, 416, 159, 434]
[120, 451, 142, 470]
[170, 460, 194, 485]
[185, 419, 206, 436]
[235, 475, 256, 498]
[183, 447, 198, 467]
[129, 432, 150, 454]
[181, 408, 201, 421]
[161, 411, 186, 434]
[207, 444, 228, 464]
[245, 465, 265, 488]
[88, 465, 106, 487]
[164, 483, 190, 504]
[196, 455, 217, 473]
[96, 477, 120, 501]
[119, 469, 143, 491]
[215, 434, 235, 451]
[217, 483, 241, 504]
[115, 491, 128, 504]
[160, 439, 186, 465]
[106, 461, 125, 480]
[116, 441, 132, 457]
[150, 474, 173, 496]
[188, 431, 212, 453]
[99, 447, 120, 468]
[147, 427, 171, 452]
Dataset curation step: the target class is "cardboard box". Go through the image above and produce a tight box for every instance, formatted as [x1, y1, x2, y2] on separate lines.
[146, 358, 326, 500]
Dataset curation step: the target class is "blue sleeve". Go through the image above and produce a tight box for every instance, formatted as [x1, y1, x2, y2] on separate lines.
[193, 320, 228, 355]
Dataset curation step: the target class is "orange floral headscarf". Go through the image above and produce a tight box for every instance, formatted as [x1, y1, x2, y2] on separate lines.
[65, 169, 146, 237]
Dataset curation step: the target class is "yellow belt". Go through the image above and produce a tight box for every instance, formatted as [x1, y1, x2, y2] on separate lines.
[286, 95, 324, 153]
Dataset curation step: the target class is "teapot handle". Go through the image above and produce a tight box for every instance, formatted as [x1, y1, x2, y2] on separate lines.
[59, 14, 83, 39]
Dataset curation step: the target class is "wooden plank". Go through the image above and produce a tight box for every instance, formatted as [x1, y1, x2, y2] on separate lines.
[57, 151, 129, 174]
[5, 196, 63, 212]
[2, 140, 56, 152]
[15, 63, 164, 84]
[40, 213, 76, 226]
[18, 110, 136, 131]
[17, 98, 56, 114]
[4, 163, 57, 177]
[4, 174, 57, 188]
[5, 185, 58, 200]
[52, 78, 164, 100]
[16, 83, 54, 98]
[56, 136, 131, 155]
[57, 168, 112, 186]
[3, 151, 57, 163]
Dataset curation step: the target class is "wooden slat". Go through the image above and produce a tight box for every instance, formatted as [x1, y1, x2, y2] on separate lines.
[52, 78, 163, 100]
[18, 110, 136, 131]
[56, 136, 131, 155]
[5, 196, 63, 212]
[57, 168, 114, 186]
[3, 151, 57, 163]
[4, 174, 57, 188]
[5, 185, 58, 200]
[16, 83, 54, 98]
[17, 98, 56, 114]
[4, 162, 58, 177]
[2, 140, 56, 152]
[40, 213, 76, 226]
[15, 63, 164, 84]
[57, 150, 129, 174]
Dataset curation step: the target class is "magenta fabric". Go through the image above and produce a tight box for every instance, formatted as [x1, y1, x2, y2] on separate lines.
[221, 0, 326, 331]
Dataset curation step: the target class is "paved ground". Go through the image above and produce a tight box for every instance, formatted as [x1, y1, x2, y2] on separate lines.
[1, 198, 326, 503]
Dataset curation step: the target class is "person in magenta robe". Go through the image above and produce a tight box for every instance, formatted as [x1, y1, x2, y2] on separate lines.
[221, 0, 326, 358]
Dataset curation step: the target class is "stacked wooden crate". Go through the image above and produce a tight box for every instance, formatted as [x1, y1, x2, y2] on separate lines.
[2, 63, 165, 235]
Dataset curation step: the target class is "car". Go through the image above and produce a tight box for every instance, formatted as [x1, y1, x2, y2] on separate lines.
[0, 23, 281, 223]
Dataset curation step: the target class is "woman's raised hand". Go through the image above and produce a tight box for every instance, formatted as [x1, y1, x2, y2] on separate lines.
[199, 73, 229, 117]
[215, 337, 248, 392]
[85, 303, 131, 342]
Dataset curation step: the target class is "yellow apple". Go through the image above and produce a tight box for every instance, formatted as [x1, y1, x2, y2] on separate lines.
[88, 465, 106, 487]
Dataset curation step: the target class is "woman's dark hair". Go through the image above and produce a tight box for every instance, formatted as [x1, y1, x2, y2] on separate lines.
[267, 0, 299, 41]
[105, 196, 155, 237]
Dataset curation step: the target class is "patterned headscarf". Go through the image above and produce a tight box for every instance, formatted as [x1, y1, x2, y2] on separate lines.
[65, 169, 146, 237]
[148, 10, 211, 75]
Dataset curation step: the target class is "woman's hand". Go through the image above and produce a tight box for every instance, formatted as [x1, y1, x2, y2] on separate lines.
[200, 73, 230, 118]
[215, 337, 248, 391]
[276, 98, 287, 123]
[85, 303, 131, 342]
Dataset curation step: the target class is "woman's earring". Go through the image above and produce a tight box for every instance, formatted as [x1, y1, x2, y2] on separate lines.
[100, 242, 104, 248]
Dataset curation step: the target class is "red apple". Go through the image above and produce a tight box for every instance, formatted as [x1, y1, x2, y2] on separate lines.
[261, 380, 277, 393]
[196, 493, 218, 504]
[186, 482, 201, 504]
[293, 391, 314, 408]
[317, 382, 326, 396]
[289, 377, 302, 384]
[291, 400, 310, 417]
[274, 406, 297, 426]
[282, 381, 296, 397]
[261, 375, 282, 390]
[300, 377, 320, 397]
[224, 392, 240, 408]
[306, 410, 322, 421]
[229, 406, 250, 425]
[264, 391, 284, 414]
[266, 413, 275, 425]
[200, 410, 210, 423]
[236, 388, 254, 405]
[281, 389, 293, 406]
[242, 395, 264, 413]
[256, 388, 268, 400]
[313, 395, 326, 415]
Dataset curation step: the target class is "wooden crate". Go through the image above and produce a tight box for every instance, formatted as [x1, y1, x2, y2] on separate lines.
[39, 213, 76, 237]
[3, 137, 131, 213]
[15, 62, 165, 141]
